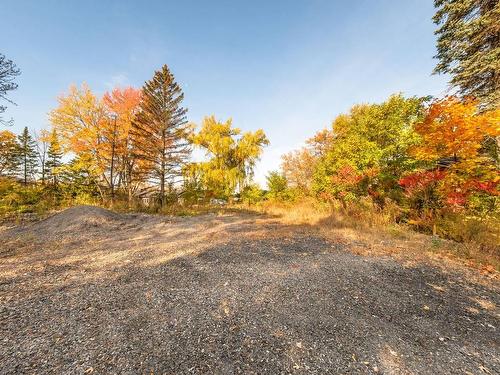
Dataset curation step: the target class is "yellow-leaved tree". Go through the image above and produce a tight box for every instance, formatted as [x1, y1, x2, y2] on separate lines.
[49, 84, 107, 195]
[187, 116, 269, 199]
[0, 130, 19, 176]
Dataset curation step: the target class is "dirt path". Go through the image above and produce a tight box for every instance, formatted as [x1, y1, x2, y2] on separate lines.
[0, 207, 499, 374]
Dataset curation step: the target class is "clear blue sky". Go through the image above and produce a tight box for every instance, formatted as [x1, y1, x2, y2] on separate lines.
[2, 0, 449, 185]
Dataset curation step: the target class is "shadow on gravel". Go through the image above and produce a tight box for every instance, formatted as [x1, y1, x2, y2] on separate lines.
[1, 209, 499, 374]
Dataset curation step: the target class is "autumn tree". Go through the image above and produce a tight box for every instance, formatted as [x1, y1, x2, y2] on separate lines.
[130, 65, 190, 206]
[313, 94, 426, 203]
[0, 130, 19, 176]
[280, 128, 334, 195]
[17, 127, 38, 185]
[0, 54, 21, 125]
[50, 84, 119, 198]
[410, 97, 500, 208]
[50, 84, 105, 157]
[281, 148, 316, 194]
[433, 0, 500, 109]
[188, 116, 269, 198]
[414, 97, 499, 162]
[306, 128, 334, 157]
[102, 87, 142, 202]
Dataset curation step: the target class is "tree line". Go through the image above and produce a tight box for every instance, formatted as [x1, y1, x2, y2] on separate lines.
[0, 0, 498, 227]
[262, 0, 500, 240]
[0, 64, 269, 210]
[268, 95, 499, 233]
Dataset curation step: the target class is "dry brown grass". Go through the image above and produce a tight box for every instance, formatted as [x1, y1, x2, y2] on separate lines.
[249, 198, 332, 225]
[244, 199, 500, 276]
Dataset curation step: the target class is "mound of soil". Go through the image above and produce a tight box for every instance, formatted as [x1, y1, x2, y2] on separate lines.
[40, 205, 120, 229]
[5, 205, 123, 242]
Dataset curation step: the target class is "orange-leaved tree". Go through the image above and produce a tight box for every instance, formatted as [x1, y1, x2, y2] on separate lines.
[50, 84, 144, 201]
[413, 97, 499, 163]
[410, 96, 499, 210]
[102, 87, 142, 201]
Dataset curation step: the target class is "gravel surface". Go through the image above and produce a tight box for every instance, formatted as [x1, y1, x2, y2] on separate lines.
[1, 206, 499, 374]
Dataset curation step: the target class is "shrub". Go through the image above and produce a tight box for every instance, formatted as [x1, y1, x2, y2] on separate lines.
[241, 184, 265, 205]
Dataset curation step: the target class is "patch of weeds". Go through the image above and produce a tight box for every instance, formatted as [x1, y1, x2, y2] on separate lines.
[387, 224, 409, 240]
[431, 236, 442, 249]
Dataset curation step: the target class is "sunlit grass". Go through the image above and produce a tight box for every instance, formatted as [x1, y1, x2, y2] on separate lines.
[243, 198, 500, 272]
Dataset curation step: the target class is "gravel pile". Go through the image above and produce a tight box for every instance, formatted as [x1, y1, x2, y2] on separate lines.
[0, 207, 498, 374]
[4, 205, 124, 241]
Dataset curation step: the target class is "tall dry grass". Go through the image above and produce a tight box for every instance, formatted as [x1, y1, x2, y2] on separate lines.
[248, 198, 499, 271]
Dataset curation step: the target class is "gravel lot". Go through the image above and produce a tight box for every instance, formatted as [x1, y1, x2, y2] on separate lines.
[1, 206, 499, 374]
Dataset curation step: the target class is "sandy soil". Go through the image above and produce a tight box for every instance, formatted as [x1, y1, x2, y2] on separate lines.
[0, 206, 499, 374]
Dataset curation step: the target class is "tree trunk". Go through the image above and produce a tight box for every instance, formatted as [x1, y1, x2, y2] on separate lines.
[160, 161, 165, 207]
[109, 116, 117, 206]
[24, 155, 27, 185]
[40, 158, 45, 185]
[127, 164, 133, 206]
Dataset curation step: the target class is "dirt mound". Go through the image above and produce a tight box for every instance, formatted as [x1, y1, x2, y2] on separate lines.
[42, 205, 120, 227]
[7, 205, 124, 242]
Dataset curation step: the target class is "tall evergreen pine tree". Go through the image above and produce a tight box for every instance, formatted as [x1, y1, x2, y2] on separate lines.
[17, 127, 38, 184]
[130, 64, 190, 206]
[433, 0, 500, 109]
[46, 129, 64, 185]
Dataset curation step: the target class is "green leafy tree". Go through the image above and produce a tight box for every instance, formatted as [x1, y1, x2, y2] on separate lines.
[313, 94, 427, 204]
[17, 127, 38, 184]
[46, 129, 64, 185]
[130, 65, 191, 206]
[59, 154, 101, 199]
[266, 171, 288, 199]
[241, 183, 265, 205]
[188, 116, 269, 198]
[433, 0, 500, 109]
[181, 167, 205, 204]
